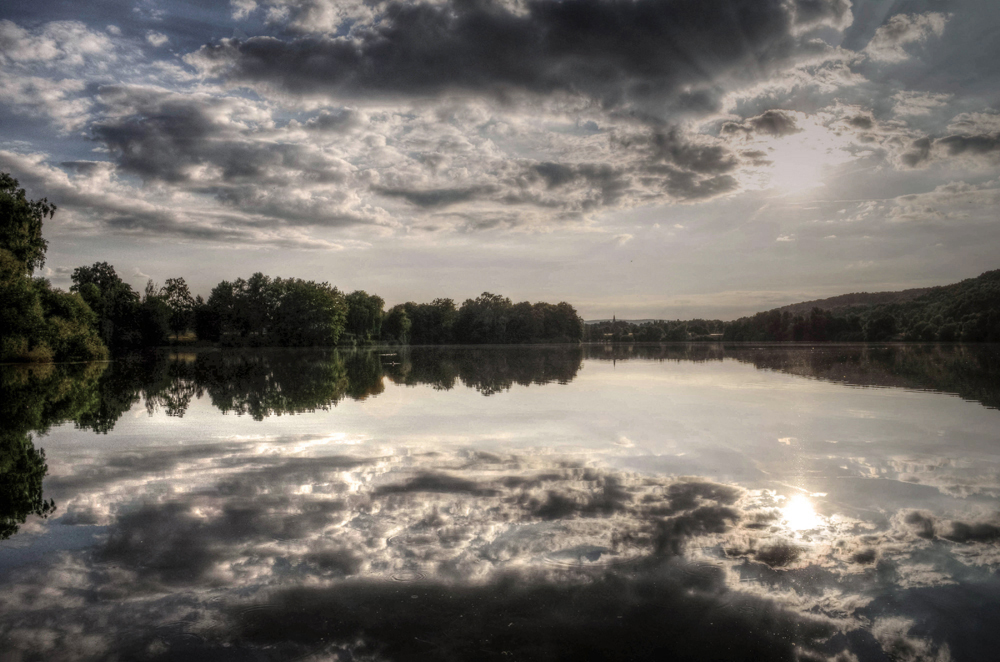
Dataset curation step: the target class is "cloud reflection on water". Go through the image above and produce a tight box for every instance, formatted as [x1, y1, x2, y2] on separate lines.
[1, 344, 999, 660]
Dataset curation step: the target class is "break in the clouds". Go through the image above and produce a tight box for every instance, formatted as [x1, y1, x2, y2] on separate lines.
[1, 0, 1000, 315]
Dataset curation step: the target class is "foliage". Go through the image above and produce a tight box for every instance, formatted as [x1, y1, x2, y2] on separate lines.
[381, 305, 412, 344]
[721, 269, 1000, 343]
[0, 172, 108, 363]
[161, 277, 196, 336]
[201, 273, 348, 347]
[345, 290, 385, 343]
[71, 261, 144, 350]
[449, 293, 584, 344]
[0, 172, 53, 273]
[399, 298, 458, 345]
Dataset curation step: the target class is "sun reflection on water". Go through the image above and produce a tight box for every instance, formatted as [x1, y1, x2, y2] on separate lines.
[781, 494, 822, 532]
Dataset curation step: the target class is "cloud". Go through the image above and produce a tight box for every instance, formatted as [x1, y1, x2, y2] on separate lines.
[0, 20, 115, 67]
[864, 12, 949, 63]
[81, 83, 746, 231]
[0, 148, 351, 249]
[145, 31, 169, 48]
[722, 109, 803, 137]
[0, 20, 124, 130]
[0, 72, 91, 130]
[888, 180, 1000, 223]
[239, 0, 381, 34]
[892, 91, 951, 117]
[186, 0, 822, 114]
[870, 618, 952, 662]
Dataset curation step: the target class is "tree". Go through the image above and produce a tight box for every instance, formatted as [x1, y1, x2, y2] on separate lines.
[455, 292, 513, 343]
[0, 173, 106, 362]
[0, 173, 53, 273]
[203, 274, 348, 347]
[71, 262, 142, 350]
[139, 279, 172, 347]
[272, 278, 348, 346]
[382, 305, 412, 344]
[346, 290, 385, 343]
[864, 314, 897, 342]
[161, 277, 196, 336]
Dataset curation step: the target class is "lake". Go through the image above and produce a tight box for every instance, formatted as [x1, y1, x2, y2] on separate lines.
[2, 344, 1000, 661]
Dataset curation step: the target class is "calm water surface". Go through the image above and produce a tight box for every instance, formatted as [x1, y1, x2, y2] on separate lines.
[2, 344, 1000, 661]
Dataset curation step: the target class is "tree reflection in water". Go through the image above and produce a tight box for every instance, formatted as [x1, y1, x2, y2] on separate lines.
[1, 344, 999, 660]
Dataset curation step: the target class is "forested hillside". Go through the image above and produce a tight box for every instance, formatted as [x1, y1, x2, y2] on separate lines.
[723, 269, 1000, 342]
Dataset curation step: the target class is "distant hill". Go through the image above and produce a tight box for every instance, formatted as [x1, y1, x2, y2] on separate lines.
[724, 269, 1000, 342]
[582, 270, 1000, 343]
[774, 287, 936, 316]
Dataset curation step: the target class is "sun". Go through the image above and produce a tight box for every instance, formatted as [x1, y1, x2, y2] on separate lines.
[741, 113, 855, 194]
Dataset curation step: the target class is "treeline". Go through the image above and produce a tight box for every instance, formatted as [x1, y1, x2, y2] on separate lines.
[583, 269, 1000, 344]
[0, 171, 583, 362]
[197, 284, 584, 348]
[3, 169, 998, 363]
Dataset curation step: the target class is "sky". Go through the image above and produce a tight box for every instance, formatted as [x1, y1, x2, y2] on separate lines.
[1, 0, 999, 319]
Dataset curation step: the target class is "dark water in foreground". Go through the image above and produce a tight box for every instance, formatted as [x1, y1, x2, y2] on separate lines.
[2, 344, 1000, 661]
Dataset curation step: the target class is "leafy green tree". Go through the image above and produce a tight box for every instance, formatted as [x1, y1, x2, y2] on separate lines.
[0, 249, 49, 361]
[0, 173, 107, 362]
[0, 172, 53, 273]
[204, 275, 347, 347]
[455, 292, 513, 343]
[272, 278, 349, 346]
[346, 290, 385, 343]
[403, 298, 457, 344]
[71, 262, 142, 350]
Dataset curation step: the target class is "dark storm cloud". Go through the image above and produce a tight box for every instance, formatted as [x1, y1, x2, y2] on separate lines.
[938, 132, 1000, 157]
[847, 114, 874, 130]
[752, 542, 803, 567]
[900, 136, 932, 167]
[899, 132, 1000, 168]
[646, 129, 740, 174]
[722, 109, 802, 137]
[188, 0, 805, 111]
[375, 184, 498, 208]
[512, 162, 631, 208]
[902, 509, 1000, 544]
[92, 86, 347, 186]
[521, 473, 634, 519]
[233, 563, 838, 662]
[374, 472, 501, 496]
[81, 85, 386, 231]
